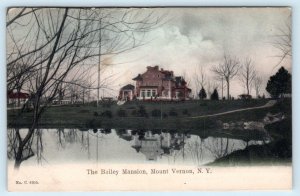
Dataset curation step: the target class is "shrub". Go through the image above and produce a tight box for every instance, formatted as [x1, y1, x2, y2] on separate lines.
[266, 67, 291, 98]
[182, 109, 190, 116]
[126, 106, 136, 109]
[86, 119, 96, 128]
[102, 100, 113, 108]
[93, 112, 99, 117]
[137, 105, 148, 117]
[198, 87, 207, 100]
[199, 102, 208, 106]
[169, 108, 178, 116]
[238, 94, 252, 100]
[210, 88, 219, 100]
[151, 109, 161, 117]
[131, 109, 137, 116]
[24, 107, 33, 113]
[163, 112, 168, 118]
[117, 109, 127, 117]
[79, 109, 89, 113]
[101, 110, 112, 118]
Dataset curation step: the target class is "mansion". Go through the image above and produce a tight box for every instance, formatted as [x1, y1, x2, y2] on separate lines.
[119, 66, 191, 101]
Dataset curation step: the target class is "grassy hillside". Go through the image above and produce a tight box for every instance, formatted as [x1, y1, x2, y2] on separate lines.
[8, 99, 269, 129]
[207, 98, 292, 166]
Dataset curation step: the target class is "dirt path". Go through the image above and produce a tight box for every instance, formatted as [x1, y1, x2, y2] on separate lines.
[189, 100, 277, 119]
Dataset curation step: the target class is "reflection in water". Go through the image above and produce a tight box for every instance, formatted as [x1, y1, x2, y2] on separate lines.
[7, 128, 43, 168]
[7, 128, 269, 168]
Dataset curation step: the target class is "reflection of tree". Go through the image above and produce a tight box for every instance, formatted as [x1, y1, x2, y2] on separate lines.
[56, 128, 92, 159]
[35, 129, 44, 164]
[186, 136, 205, 166]
[7, 129, 17, 159]
[14, 129, 35, 168]
[79, 130, 91, 159]
[8, 128, 96, 168]
[204, 137, 231, 159]
[65, 129, 78, 143]
[57, 128, 66, 149]
[7, 128, 44, 168]
[165, 133, 186, 164]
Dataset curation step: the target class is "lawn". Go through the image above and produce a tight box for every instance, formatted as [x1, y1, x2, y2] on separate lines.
[8, 99, 269, 129]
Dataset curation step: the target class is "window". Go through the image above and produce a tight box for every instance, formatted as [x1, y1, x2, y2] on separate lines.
[141, 90, 146, 97]
[164, 90, 169, 97]
[152, 89, 156, 97]
[147, 90, 151, 97]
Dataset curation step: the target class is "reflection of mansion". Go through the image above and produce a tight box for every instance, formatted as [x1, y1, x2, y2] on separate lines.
[118, 130, 187, 161]
[119, 66, 191, 101]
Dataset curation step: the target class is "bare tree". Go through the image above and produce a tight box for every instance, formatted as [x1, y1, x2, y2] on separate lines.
[193, 65, 206, 98]
[6, 8, 40, 27]
[238, 58, 256, 96]
[211, 54, 240, 100]
[253, 76, 263, 98]
[272, 14, 291, 67]
[206, 80, 219, 98]
[7, 8, 165, 168]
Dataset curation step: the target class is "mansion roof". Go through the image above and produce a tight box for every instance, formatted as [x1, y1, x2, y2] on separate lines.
[132, 66, 178, 81]
[120, 84, 135, 90]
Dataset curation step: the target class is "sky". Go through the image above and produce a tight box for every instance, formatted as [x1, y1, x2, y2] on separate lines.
[7, 7, 292, 99]
[103, 7, 291, 98]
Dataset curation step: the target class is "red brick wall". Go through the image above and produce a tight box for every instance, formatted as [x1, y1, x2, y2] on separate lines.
[134, 66, 191, 99]
[136, 66, 165, 97]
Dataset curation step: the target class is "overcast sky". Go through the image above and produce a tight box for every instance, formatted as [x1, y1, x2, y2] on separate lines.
[102, 7, 291, 98]
[7, 7, 292, 98]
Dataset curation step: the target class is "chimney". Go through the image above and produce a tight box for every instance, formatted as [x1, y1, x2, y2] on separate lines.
[154, 65, 159, 70]
[147, 66, 151, 70]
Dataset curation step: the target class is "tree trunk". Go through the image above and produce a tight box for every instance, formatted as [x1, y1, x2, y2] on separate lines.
[247, 82, 250, 95]
[17, 88, 21, 107]
[83, 88, 85, 104]
[226, 80, 230, 100]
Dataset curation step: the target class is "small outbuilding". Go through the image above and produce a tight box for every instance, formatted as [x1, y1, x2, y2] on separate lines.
[119, 84, 135, 101]
[7, 91, 30, 107]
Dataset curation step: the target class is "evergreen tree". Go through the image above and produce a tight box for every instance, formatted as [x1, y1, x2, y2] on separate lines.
[198, 87, 207, 100]
[266, 67, 291, 98]
[210, 88, 219, 100]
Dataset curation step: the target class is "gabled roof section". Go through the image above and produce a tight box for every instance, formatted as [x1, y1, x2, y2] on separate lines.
[160, 68, 174, 80]
[132, 74, 143, 81]
[175, 76, 187, 87]
[121, 84, 135, 90]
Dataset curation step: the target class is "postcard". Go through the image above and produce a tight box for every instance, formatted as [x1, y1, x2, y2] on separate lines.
[6, 7, 292, 191]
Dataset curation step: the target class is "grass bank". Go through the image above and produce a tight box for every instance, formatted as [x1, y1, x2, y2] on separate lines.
[207, 98, 292, 166]
[8, 99, 269, 129]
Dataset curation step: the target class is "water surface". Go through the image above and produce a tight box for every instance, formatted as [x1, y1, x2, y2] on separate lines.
[7, 128, 266, 167]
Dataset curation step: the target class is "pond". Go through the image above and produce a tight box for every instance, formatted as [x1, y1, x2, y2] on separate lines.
[7, 128, 268, 168]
